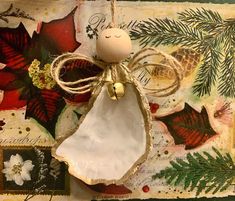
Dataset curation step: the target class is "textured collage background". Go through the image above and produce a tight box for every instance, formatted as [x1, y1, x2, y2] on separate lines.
[1, 0, 235, 200]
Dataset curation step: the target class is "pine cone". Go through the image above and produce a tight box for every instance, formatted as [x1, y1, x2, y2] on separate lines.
[153, 48, 201, 79]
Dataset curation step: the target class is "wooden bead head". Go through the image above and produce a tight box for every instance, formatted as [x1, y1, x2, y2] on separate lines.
[96, 28, 132, 63]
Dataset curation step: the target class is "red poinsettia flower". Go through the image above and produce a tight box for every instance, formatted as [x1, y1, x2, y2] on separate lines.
[0, 7, 101, 137]
[157, 103, 218, 149]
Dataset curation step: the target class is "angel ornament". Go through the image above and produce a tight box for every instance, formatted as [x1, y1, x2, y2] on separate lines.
[51, 27, 182, 185]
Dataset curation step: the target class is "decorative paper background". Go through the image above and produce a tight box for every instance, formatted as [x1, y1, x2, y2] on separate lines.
[1, 0, 235, 200]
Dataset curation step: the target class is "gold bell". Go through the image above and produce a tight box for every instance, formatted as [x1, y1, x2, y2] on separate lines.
[107, 82, 125, 100]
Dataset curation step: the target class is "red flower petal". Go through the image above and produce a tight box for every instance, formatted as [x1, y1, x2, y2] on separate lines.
[65, 92, 91, 104]
[35, 7, 80, 54]
[0, 90, 26, 110]
[0, 23, 31, 70]
[26, 89, 65, 137]
[0, 70, 17, 90]
[87, 183, 132, 195]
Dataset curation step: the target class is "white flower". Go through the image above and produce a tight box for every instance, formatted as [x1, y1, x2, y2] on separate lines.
[2, 154, 34, 186]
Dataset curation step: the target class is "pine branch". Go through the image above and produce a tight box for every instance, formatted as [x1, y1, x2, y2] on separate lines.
[153, 147, 235, 196]
[218, 48, 235, 97]
[131, 9, 235, 97]
[210, 19, 235, 48]
[130, 18, 205, 51]
[130, 17, 221, 97]
[217, 21, 235, 97]
[192, 18, 235, 97]
[178, 8, 223, 32]
[192, 44, 221, 96]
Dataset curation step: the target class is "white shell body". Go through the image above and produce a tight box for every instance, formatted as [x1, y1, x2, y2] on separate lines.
[56, 84, 147, 183]
[96, 28, 132, 63]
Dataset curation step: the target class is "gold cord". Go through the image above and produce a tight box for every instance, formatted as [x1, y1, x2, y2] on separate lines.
[110, 0, 116, 28]
[50, 53, 104, 94]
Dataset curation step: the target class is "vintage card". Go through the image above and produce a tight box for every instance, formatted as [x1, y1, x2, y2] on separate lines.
[0, 0, 235, 200]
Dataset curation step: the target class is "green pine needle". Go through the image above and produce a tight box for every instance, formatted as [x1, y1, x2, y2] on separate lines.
[218, 49, 235, 97]
[153, 147, 235, 196]
[178, 8, 223, 32]
[218, 28, 235, 97]
[192, 45, 221, 96]
[130, 18, 205, 50]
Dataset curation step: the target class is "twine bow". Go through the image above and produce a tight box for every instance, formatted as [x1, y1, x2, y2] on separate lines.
[50, 47, 182, 97]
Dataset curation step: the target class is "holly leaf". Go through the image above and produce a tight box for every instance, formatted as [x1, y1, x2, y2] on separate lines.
[25, 89, 66, 137]
[157, 103, 217, 149]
